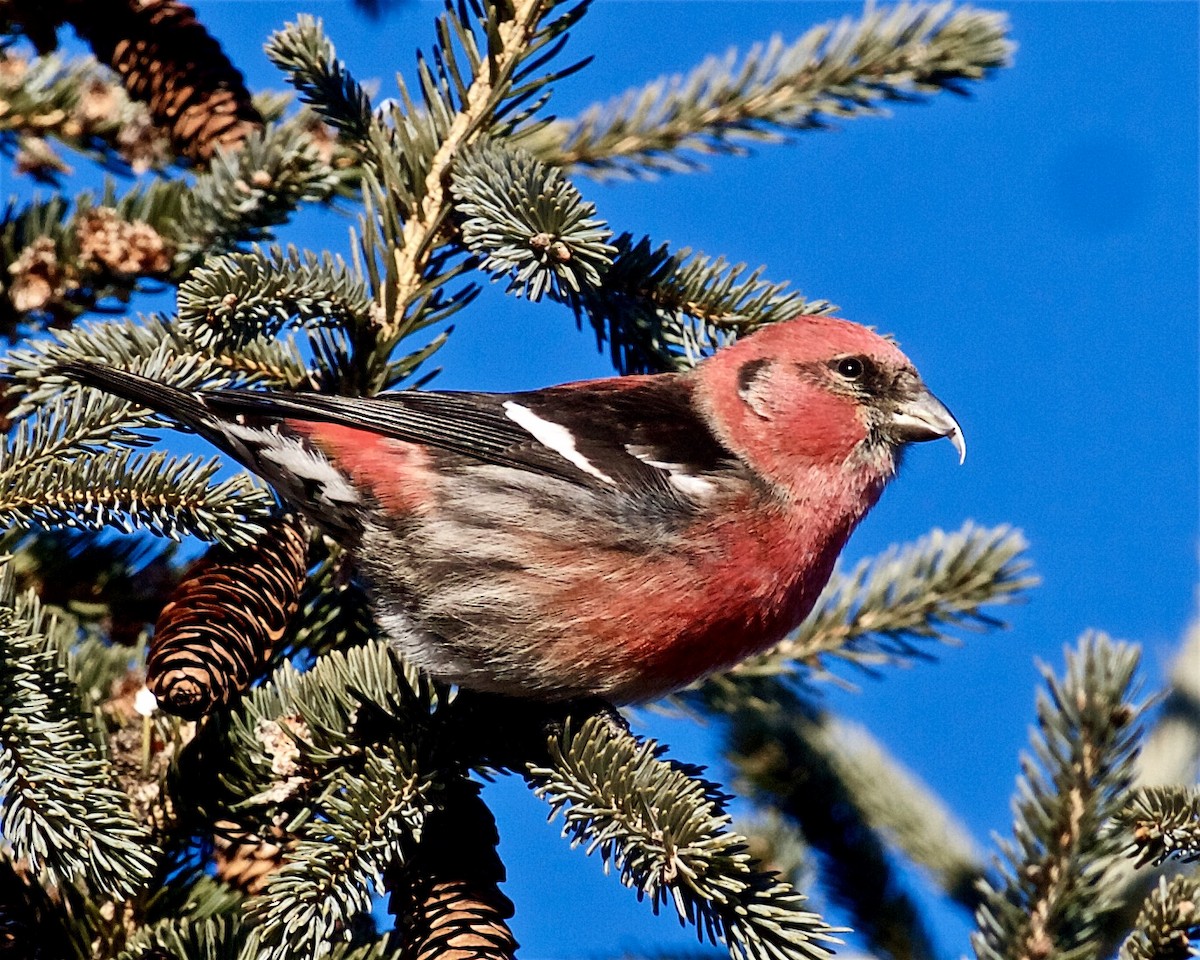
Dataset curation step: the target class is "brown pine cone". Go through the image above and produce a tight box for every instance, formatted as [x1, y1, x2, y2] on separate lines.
[212, 819, 289, 895]
[147, 512, 308, 718]
[387, 779, 518, 960]
[1, 0, 262, 161]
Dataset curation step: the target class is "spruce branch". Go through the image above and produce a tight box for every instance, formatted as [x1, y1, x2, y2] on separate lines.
[68, 634, 147, 710]
[169, 121, 345, 260]
[177, 245, 375, 351]
[528, 714, 842, 960]
[0, 193, 73, 265]
[0, 194, 75, 331]
[972, 634, 1146, 960]
[381, 327, 453, 391]
[0, 48, 170, 178]
[130, 906, 405, 960]
[797, 714, 984, 906]
[0, 124, 346, 334]
[244, 741, 439, 960]
[264, 14, 376, 147]
[2, 391, 158, 471]
[4, 527, 175, 650]
[4, 327, 253, 464]
[1115, 788, 1200, 869]
[0, 173, 325, 340]
[527, 2, 1012, 178]
[0, 448, 272, 545]
[0, 175, 185, 268]
[222, 641, 423, 810]
[0, 187, 181, 334]
[726, 523, 1036, 680]
[1118, 875, 1200, 960]
[264, 2, 589, 385]
[223, 643, 439, 956]
[138, 869, 248, 930]
[4, 314, 194, 412]
[365, 0, 588, 344]
[3, 328, 286, 547]
[352, 169, 476, 392]
[1098, 621, 1200, 956]
[575, 232, 833, 374]
[205, 335, 319, 390]
[0, 564, 158, 898]
[451, 139, 614, 301]
[116, 915, 246, 959]
[696, 681, 944, 960]
[4, 313, 313, 417]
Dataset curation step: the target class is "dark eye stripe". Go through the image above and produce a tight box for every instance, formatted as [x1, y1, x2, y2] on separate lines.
[737, 358, 772, 396]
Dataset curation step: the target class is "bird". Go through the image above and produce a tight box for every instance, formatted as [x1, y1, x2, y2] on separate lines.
[57, 314, 964, 703]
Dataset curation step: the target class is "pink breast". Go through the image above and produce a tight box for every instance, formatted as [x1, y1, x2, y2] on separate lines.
[542, 505, 848, 700]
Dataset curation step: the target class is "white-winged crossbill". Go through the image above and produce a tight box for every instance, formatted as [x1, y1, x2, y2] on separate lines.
[59, 315, 964, 702]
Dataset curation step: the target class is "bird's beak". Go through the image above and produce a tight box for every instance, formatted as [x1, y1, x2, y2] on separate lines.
[889, 388, 966, 464]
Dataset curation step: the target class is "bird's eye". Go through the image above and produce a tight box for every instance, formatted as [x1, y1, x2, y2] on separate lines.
[835, 357, 866, 381]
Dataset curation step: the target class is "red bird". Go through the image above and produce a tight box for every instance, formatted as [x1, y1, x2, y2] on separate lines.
[60, 315, 964, 702]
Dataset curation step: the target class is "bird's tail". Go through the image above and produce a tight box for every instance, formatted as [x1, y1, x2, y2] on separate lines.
[55, 361, 369, 541]
[56, 360, 217, 434]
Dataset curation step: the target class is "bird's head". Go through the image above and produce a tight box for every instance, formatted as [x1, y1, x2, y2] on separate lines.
[694, 315, 965, 494]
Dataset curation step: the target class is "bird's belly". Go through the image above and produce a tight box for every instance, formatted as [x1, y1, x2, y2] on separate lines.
[355, 507, 842, 703]
[549, 523, 840, 702]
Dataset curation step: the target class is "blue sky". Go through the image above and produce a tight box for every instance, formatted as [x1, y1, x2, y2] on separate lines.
[8, 1, 1199, 957]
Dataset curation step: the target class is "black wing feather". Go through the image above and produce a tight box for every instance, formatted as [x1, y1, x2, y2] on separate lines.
[202, 388, 601, 485]
[202, 376, 742, 494]
[59, 361, 744, 495]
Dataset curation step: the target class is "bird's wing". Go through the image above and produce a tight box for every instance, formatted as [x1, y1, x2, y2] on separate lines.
[201, 375, 744, 498]
[56, 360, 748, 500]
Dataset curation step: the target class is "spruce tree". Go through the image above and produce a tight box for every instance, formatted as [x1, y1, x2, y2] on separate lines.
[0, 2, 1195, 958]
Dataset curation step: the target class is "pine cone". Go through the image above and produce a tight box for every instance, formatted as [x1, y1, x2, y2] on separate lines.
[98, 0, 262, 161]
[212, 819, 289, 895]
[387, 779, 518, 960]
[0, 0, 69, 55]
[2, 0, 262, 162]
[147, 513, 308, 718]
